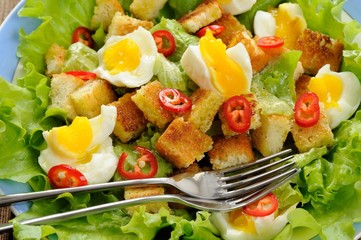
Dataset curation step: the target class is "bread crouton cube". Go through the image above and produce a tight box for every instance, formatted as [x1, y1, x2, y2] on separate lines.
[70, 79, 117, 118]
[131, 81, 174, 129]
[155, 117, 213, 169]
[184, 88, 224, 133]
[90, 0, 124, 31]
[108, 93, 148, 143]
[45, 43, 67, 76]
[212, 12, 250, 46]
[49, 73, 85, 120]
[130, 0, 168, 20]
[295, 29, 343, 75]
[107, 12, 154, 38]
[124, 186, 170, 215]
[291, 106, 334, 153]
[251, 114, 291, 156]
[178, 0, 222, 33]
[208, 134, 255, 170]
[291, 74, 334, 152]
[219, 94, 261, 137]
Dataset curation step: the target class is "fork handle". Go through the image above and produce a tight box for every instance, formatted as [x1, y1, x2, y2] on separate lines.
[0, 177, 171, 206]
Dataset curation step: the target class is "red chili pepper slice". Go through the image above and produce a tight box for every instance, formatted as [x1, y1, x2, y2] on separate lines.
[257, 36, 284, 49]
[72, 26, 94, 48]
[117, 146, 158, 180]
[196, 25, 225, 38]
[65, 70, 97, 81]
[48, 164, 88, 189]
[152, 30, 176, 57]
[159, 88, 192, 114]
[294, 92, 320, 128]
[223, 96, 252, 133]
[243, 192, 279, 217]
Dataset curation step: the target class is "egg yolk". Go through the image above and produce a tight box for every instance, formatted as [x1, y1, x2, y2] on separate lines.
[199, 30, 248, 98]
[217, 0, 231, 4]
[274, 5, 306, 49]
[308, 74, 343, 109]
[229, 210, 256, 233]
[103, 38, 141, 74]
[48, 117, 93, 159]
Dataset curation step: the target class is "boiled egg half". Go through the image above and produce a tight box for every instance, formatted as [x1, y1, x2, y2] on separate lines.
[211, 204, 296, 240]
[254, 3, 307, 49]
[94, 27, 157, 88]
[181, 30, 252, 99]
[308, 64, 361, 129]
[38, 105, 118, 184]
[218, 0, 257, 16]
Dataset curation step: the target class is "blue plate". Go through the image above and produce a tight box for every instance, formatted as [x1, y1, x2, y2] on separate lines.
[0, 0, 361, 238]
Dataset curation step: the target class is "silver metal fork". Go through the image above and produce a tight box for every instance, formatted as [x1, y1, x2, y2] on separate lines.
[0, 172, 295, 233]
[0, 149, 298, 205]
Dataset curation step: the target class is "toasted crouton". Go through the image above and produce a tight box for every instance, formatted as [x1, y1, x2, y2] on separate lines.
[178, 0, 222, 33]
[251, 114, 291, 156]
[108, 93, 148, 143]
[90, 0, 124, 31]
[45, 43, 67, 76]
[124, 186, 170, 215]
[130, 0, 168, 20]
[218, 94, 261, 137]
[295, 29, 343, 75]
[155, 117, 213, 169]
[107, 12, 154, 38]
[291, 74, 334, 152]
[70, 79, 117, 118]
[131, 81, 174, 129]
[208, 134, 254, 170]
[49, 73, 85, 120]
[184, 88, 224, 133]
[212, 12, 251, 46]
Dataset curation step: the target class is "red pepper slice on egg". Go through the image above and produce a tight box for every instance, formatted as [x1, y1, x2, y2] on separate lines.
[117, 146, 158, 179]
[72, 26, 94, 49]
[223, 95, 252, 133]
[243, 192, 279, 217]
[257, 36, 284, 49]
[159, 88, 192, 114]
[196, 24, 225, 38]
[65, 70, 97, 81]
[294, 92, 320, 128]
[152, 30, 176, 57]
[48, 164, 88, 189]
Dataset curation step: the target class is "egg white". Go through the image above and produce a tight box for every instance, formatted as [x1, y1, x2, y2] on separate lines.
[94, 27, 157, 88]
[211, 204, 297, 240]
[38, 105, 118, 184]
[310, 64, 361, 129]
[180, 41, 252, 97]
[253, 11, 276, 37]
[219, 0, 257, 16]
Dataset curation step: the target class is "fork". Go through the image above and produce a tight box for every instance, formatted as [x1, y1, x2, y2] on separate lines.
[0, 148, 298, 205]
[0, 171, 295, 233]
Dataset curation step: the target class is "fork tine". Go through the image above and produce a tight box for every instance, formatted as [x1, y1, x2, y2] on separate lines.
[220, 155, 295, 182]
[219, 148, 293, 175]
[222, 161, 296, 190]
[221, 165, 299, 199]
[227, 168, 299, 209]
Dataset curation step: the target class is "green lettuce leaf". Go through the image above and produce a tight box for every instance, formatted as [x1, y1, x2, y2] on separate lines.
[251, 50, 301, 115]
[150, 18, 199, 62]
[61, 42, 99, 72]
[17, 0, 96, 74]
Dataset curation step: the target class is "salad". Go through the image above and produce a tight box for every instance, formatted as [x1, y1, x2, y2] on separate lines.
[1, 0, 361, 239]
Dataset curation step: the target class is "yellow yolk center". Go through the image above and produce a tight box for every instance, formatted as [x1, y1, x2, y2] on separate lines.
[199, 30, 248, 98]
[217, 0, 231, 4]
[274, 5, 306, 49]
[104, 38, 141, 74]
[308, 74, 343, 109]
[229, 210, 256, 233]
[48, 117, 93, 160]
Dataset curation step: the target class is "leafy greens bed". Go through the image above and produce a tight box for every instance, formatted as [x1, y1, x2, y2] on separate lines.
[1, 0, 361, 239]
